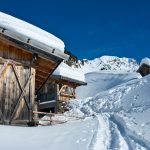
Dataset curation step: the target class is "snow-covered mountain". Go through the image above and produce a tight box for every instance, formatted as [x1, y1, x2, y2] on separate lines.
[73, 56, 139, 73]
[73, 56, 141, 99]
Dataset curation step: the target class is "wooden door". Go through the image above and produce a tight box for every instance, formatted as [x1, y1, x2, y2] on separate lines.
[0, 58, 35, 125]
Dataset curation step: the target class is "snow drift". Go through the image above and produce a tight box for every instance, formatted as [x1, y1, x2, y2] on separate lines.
[69, 74, 150, 115]
[76, 71, 141, 98]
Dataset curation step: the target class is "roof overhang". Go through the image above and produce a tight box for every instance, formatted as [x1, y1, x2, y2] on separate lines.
[0, 27, 69, 61]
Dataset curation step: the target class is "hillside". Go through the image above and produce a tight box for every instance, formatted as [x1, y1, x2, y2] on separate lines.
[75, 56, 141, 98]
[67, 56, 150, 150]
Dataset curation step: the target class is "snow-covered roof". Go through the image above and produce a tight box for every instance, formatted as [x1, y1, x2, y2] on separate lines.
[53, 63, 86, 84]
[140, 57, 150, 67]
[0, 12, 68, 60]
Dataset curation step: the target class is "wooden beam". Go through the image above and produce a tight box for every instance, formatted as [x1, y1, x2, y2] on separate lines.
[36, 75, 47, 81]
[35, 66, 52, 74]
[37, 57, 56, 66]
[60, 93, 75, 98]
[36, 70, 48, 77]
[33, 111, 54, 116]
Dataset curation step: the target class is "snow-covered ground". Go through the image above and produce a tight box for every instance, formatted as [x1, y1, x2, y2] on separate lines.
[76, 71, 141, 98]
[66, 56, 150, 150]
[0, 56, 150, 150]
[0, 118, 98, 150]
[67, 74, 150, 150]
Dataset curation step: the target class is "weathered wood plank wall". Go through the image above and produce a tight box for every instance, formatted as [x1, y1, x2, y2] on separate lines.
[0, 40, 35, 124]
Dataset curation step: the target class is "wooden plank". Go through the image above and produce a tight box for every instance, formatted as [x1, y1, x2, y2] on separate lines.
[60, 93, 75, 98]
[36, 73, 47, 79]
[36, 70, 48, 77]
[29, 67, 35, 121]
[0, 61, 9, 77]
[36, 75, 47, 81]
[37, 57, 56, 66]
[33, 111, 54, 116]
[0, 39, 32, 61]
[35, 66, 52, 74]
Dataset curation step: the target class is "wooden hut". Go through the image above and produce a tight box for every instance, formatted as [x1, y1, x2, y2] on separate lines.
[38, 62, 86, 113]
[137, 58, 150, 77]
[0, 12, 69, 125]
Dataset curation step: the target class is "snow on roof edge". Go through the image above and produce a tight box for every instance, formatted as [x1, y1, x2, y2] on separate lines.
[53, 63, 86, 83]
[140, 57, 150, 67]
[0, 12, 65, 53]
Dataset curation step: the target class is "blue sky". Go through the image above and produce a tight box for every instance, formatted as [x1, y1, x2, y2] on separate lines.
[0, 0, 150, 61]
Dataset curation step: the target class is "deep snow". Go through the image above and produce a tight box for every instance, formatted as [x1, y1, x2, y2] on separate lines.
[76, 71, 141, 99]
[66, 56, 150, 149]
[0, 56, 149, 150]
[68, 73, 150, 150]
[0, 118, 98, 150]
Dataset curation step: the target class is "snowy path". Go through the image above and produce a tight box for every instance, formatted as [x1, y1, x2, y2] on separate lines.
[93, 114, 111, 150]
[92, 114, 150, 150]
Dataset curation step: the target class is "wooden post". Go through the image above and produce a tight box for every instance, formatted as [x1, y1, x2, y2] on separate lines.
[55, 83, 59, 113]
[29, 67, 35, 122]
[49, 110, 52, 125]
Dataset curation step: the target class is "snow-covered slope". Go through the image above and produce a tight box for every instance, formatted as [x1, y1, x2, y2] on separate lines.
[74, 56, 139, 73]
[68, 73, 150, 150]
[69, 74, 150, 115]
[76, 71, 141, 98]
[66, 56, 150, 149]
[74, 55, 140, 98]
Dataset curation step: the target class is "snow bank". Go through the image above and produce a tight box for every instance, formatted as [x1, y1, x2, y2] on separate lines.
[0, 12, 65, 52]
[76, 71, 141, 98]
[68, 74, 150, 148]
[53, 62, 85, 82]
[140, 57, 150, 66]
[68, 74, 150, 115]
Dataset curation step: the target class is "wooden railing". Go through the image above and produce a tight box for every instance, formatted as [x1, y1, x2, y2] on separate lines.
[32, 111, 85, 126]
[32, 111, 67, 125]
